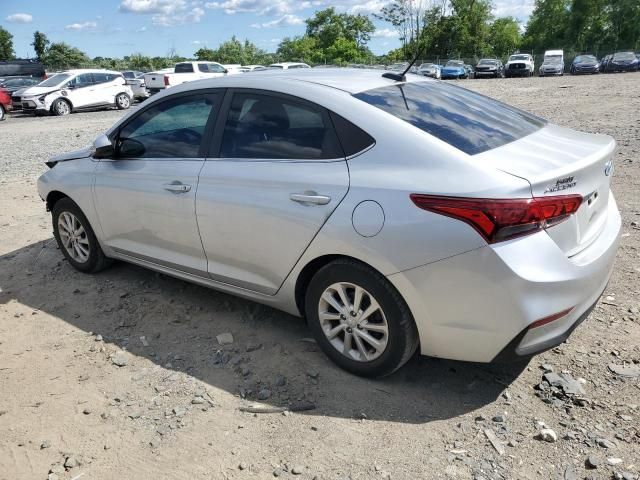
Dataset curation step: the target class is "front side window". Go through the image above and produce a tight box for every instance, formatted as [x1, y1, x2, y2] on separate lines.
[220, 93, 342, 160]
[67, 73, 94, 88]
[354, 82, 545, 155]
[118, 94, 218, 159]
[93, 73, 117, 84]
[198, 63, 226, 73]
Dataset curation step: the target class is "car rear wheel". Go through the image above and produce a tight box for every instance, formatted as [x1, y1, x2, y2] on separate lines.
[52, 99, 71, 116]
[0, 105, 5, 121]
[115, 93, 131, 110]
[52, 198, 112, 273]
[305, 259, 419, 377]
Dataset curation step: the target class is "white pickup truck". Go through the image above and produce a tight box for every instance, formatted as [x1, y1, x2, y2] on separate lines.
[144, 61, 229, 94]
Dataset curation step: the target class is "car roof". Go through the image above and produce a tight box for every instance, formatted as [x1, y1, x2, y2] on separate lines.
[173, 68, 431, 94]
[59, 69, 122, 75]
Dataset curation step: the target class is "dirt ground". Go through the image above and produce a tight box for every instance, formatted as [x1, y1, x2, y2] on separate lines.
[0, 73, 638, 480]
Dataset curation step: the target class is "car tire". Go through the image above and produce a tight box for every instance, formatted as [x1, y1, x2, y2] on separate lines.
[0, 105, 5, 121]
[52, 197, 112, 273]
[115, 93, 131, 110]
[52, 98, 71, 116]
[304, 259, 419, 378]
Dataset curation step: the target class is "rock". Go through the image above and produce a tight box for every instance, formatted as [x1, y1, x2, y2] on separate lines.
[563, 466, 577, 480]
[257, 389, 272, 401]
[48, 474, 59, 480]
[607, 457, 623, 465]
[621, 473, 637, 480]
[111, 351, 129, 367]
[608, 363, 640, 378]
[49, 465, 65, 475]
[239, 462, 248, 470]
[241, 367, 251, 377]
[172, 406, 186, 416]
[191, 396, 206, 405]
[307, 370, 320, 379]
[40, 440, 51, 449]
[140, 336, 149, 347]
[585, 456, 599, 469]
[484, 428, 505, 455]
[541, 364, 554, 372]
[492, 414, 505, 423]
[291, 465, 304, 475]
[596, 437, 616, 449]
[95, 334, 103, 341]
[246, 343, 262, 352]
[273, 468, 284, 477]
[82, 408, 91, 415]
[64, 456, 78, 469]
[216, 333, 234, 345]
[536, 428, 558, 443]
[150, 436, 161, 448]
[274, 375, 286, 387]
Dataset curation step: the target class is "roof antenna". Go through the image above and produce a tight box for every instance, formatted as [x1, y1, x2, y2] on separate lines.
[382, 43, 427, 82]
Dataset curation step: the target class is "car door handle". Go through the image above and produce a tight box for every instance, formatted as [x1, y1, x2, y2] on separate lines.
[290, 193, 331, 205]
[163, 183, 191, 193]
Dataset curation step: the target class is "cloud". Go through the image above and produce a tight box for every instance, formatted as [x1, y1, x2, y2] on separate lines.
[5, 13, 33, 23]
[65, 21, 98, 31]
[135, 26, 148, 32]
[251, 14, 303, 28]
[347, 1, 387, 15]
[492, 0, 535, 21]
[371, 28, 398, 38]
[119, 0, 205, 25]
[206, 0, 310, 16]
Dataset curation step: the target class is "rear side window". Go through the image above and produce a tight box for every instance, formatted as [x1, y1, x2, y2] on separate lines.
[329, 112, 375, 156]
[93, 73, 119, 84]
[354, 82, 545, 155]
[220, 93, 343, 160]
[175, 63, 194, 73]
[198, 63, 226, 73]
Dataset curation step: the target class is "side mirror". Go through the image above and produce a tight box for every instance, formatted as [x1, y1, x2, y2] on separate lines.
[119, 138, 145, 158]
[93, 134, 114, 158]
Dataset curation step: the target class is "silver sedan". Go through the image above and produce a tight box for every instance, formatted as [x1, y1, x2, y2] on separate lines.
[37, 69, 621, 377]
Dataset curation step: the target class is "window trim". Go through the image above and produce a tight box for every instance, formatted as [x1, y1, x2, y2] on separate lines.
[207, 88, 346, 162]
[109, 89, 225, 160]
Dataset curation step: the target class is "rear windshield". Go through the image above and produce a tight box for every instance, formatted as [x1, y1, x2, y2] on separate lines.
[354, 81, 546, 155]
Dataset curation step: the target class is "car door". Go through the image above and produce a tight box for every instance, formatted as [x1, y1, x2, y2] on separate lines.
[65, 73, 96, 108]
[93, 91, 222, 275]
[196, 90, 350, 295]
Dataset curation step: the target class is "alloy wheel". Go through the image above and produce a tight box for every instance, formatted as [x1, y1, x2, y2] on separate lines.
[57, 211, 90, 263]
[117, 94, 130, 109]
[318, 282, 389, 362]
[56, 101, 70, 115]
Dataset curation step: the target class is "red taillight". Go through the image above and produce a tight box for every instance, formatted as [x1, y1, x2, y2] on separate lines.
[163, 75, 170, 86]
[529, 307, 574, 329]
[410, 194, 582, 243]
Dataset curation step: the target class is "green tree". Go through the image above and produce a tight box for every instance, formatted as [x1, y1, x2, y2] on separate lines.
[522, 0, 571, 52]
[31, 31, 50, 61]
[42, 42, 89, 69]
[0, 27, 15, 60]
[194, 47, 216, 61]
[277, 36, 319, 63]
[489, 17, 522, 58]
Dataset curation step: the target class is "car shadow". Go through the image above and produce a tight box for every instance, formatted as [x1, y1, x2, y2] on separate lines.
[0, 238, 528, 424]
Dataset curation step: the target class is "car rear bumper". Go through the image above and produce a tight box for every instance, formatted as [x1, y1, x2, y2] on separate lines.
[387, 192, 621, 363]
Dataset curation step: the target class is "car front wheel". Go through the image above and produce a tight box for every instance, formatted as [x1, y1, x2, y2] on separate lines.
[115, 93, 131, 110]
[52, 197, 112, 273]
[0, 105, 5, 121]
[52, 99, 71, 116]
[305, 259, 419, 377]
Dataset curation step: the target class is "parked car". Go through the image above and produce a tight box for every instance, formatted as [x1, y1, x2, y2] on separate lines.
[0, 59, 45, 79]
[121, 70, 149, 101]
[505, 53, 535, 77]
[570, 55, 600, 74]
[0, 76, 42, 94]
[417, 63, 441, 79]
[242, 65, 267, 72]
[144, 62, 228, 94]
[474, 59, 504, 78]
[35, 70, 621, 376]
[0, 86, 11, 121]
[539, 50, 565, 76]
[386, 63, 406, 71]
[604, 51, 639, 72]
[441, 60, 468, 79]
[12, 69, 133, 116]
[599, 54, 612, 72]
[268, 62, 311, 70]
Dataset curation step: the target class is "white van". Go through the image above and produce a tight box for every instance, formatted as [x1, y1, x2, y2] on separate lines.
[540, 50, 565, 76]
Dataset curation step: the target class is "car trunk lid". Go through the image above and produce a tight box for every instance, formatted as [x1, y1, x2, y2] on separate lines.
[477, 124, 615, 256]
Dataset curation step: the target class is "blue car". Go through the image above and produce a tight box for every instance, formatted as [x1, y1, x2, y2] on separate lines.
[604, 51, 639, 72]
[570, 54, 600, 74]
[441, 60, 468, 79]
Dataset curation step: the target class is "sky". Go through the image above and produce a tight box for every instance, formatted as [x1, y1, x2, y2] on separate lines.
[1, 0, 536, 59]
